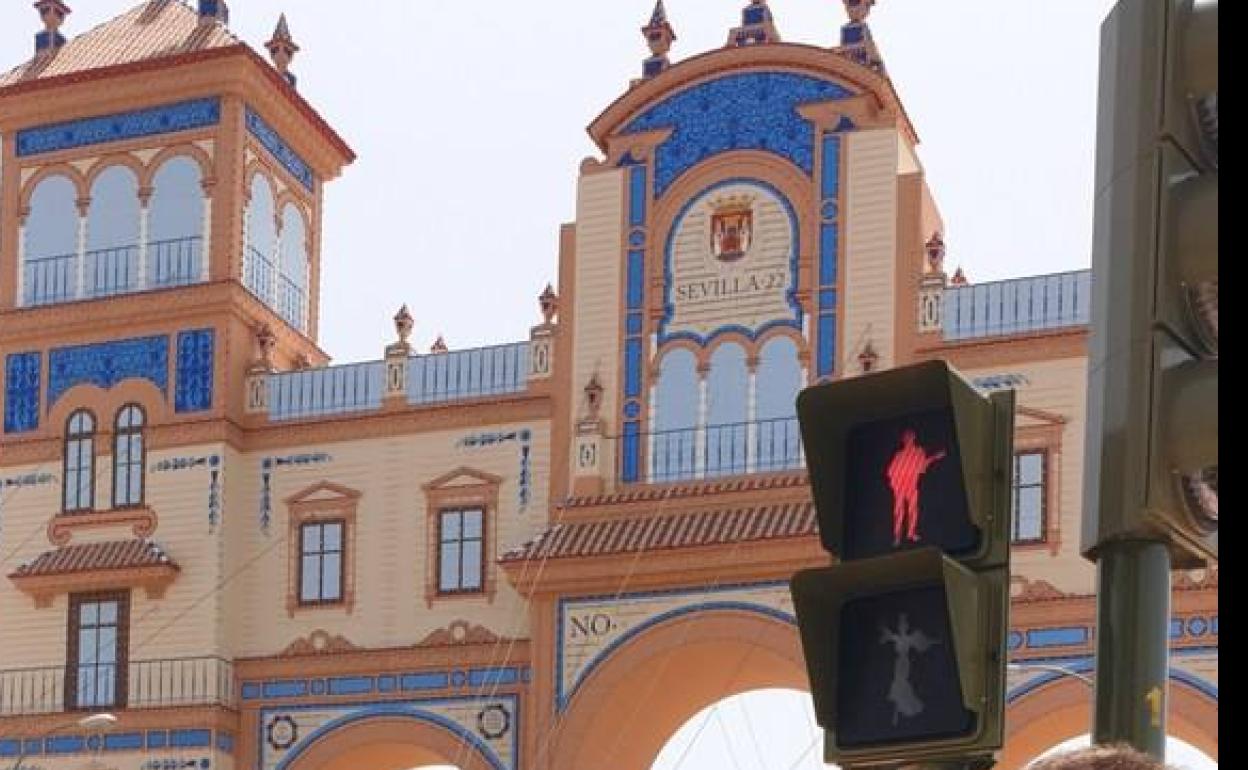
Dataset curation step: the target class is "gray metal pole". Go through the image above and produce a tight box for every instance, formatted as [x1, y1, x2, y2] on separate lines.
[1092, 538, 1171, 759]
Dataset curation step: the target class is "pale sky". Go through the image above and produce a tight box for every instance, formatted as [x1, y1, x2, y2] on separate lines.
[4, 0, 1117, 365]
[4, 3, 1199, 769]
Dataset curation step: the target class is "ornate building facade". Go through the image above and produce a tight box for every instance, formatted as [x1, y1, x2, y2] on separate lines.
[0, 2, 1217, 769]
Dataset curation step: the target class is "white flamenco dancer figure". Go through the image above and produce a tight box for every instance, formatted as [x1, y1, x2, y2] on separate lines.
[879, 613, 940, 725]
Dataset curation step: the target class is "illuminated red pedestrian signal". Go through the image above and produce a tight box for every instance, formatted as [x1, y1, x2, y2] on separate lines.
[791, 360, 1014, 767]
[798, 359, 1010, 569]
[844, 409, 978, 560]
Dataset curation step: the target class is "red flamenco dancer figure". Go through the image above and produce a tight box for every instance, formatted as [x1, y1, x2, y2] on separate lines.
[885, 429, 947, 546]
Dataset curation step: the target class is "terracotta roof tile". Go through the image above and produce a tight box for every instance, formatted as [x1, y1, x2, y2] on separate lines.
[500, 501, 817, 563]
[563, 472, 809, 508]
[0, 1, 240, 88]
[10, 538, 178, 578]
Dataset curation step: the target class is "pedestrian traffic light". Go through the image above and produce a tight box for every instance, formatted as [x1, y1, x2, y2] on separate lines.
[790, 360, 1014, 767]
[1083, 0, 1217, 567]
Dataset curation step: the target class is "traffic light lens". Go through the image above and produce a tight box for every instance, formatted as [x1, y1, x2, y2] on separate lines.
[844, 409, 979, 560]
[836, 583, 975, 749]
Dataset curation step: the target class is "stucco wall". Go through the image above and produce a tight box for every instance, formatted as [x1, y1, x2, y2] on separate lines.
[843, 128, 899, 371]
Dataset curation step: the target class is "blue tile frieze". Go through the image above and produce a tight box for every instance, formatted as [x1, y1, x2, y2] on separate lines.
[260, 453, 334, 532]
[621, 72, 853, 197]
[47, 335, 169, 408]
[16, 97, 221, 157]
[0, 729, 227, 760]
[152, 454, 222, 532]
[246, 107, 316, 191]
[175, 329, 215, 413]
[4, 352, 41, 434]
[457, 429, 534, 510]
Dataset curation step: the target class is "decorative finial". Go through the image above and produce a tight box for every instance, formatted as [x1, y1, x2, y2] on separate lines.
[837, 0, 885, 74]
[727, 0, 780, 48]
[950, 266, 969, 286]
[925, 232, 946, 274]
[33, 0, 70, 54]
[266, 14, 300, 87]
[584, 372, 605, 420]
[858, 341, 879, 373]
[253, 324, 278, 372]
[539, 284, 559, 325]
[640, 0, 676, 79]
[198, 0, 229, 25]
[394, 305, 414, 344]
[430, 335, 449, 355]
[844, 0, 874, 23]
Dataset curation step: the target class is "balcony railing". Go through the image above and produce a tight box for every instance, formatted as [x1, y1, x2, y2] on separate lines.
[21, 237, 203, 306]
[244, 246, 308, 333]
[407, 342, 530, 405]
[149, 236, 204, 288]
[85, 244, 140, 298]
[268, 360, 386, 421]
[243, 245, 277, 307]
[277, 273, 307, 331]
[626, 417, 804, 484]
[943, 269, 1091, 341]
[22, 251, 76, 306]
[262, 342, 532, 422]
[0, 656, 234, 716]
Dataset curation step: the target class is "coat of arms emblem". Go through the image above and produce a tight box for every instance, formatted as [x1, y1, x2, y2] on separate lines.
[709, 194, 754, 262]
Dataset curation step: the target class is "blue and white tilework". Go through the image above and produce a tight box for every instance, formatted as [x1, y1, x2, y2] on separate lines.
[246, 107, 316, 191]
[621, 72, 853, 197]
[16, 97, 221, 157]
[48, 335, 169, 408]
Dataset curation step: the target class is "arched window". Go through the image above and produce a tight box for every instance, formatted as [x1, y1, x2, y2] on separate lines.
[279, 203, 309, 331]
[755, 336, 803, 471]
[148, 156, 205, 288]
[651, 348, 699, 482]
[706, 342, 749, 476]
[244, 174, 277, 304]
[112, 405, 145, 508]
[85, 166, 141, 298]
[63, 410, 97, 513]
[24, 175, 79, 306]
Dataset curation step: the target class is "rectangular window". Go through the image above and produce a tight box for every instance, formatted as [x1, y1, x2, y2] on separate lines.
[67, 592, 128, 710]
[299, 521, 344, 605]
[1012, 451, 1047, 543]
[438, 508, 484, 594]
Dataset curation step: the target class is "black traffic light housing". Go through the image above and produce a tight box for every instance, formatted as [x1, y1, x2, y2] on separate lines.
[798, 360, 1011, 570]
[791, 360, 1014, 767]
[1083, 0, 1217, 567]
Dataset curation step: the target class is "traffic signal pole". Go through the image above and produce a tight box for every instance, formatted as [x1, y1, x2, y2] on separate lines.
[1092, 540, 1171, 759]
[1084, 0, 1217, 760]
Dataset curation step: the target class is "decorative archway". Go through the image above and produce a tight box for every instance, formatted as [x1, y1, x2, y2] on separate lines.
[1000, 675, 1218, 770]
[547, 608, 807, 770]
[280, 712, 500, 770]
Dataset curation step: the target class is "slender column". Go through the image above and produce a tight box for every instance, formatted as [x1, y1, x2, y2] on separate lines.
[16, 214, 27, 306]
[646, 381, 658, 483]
[302, 252, 311, 332]
[200, 181, 214, 283]
[694, 365, 709, 478]
[268, 215, 281, 310]
[137, 187, 152, 290]
[75, 197, 90, 299]
[241, 199, 252, 290]
[798, 363, 810, 464]
[745, 365, 758, 474]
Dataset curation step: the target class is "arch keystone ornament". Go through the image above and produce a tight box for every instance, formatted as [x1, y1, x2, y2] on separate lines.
[791, 359, 1015, 768]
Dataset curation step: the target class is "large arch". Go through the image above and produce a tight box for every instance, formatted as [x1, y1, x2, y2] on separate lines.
[548, 608, 806, 770]
[1000, 675, 1218, 770]
[279, 712, 500, 770]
